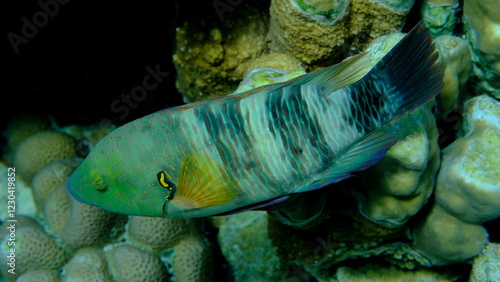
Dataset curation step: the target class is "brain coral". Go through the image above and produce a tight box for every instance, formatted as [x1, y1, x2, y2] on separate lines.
[127, 216, 198, 253]
[31, 158, 81, 209]
[62, 248, 112, 282]
[16, 269, 60, 282]
[13, 131, 77, 183]
[0, 216, 67, 280]
[105, 245, 170, 282]
[173, 235, 214, 282]
[60, 195, 127, 250]
[42, 180, 127, 250]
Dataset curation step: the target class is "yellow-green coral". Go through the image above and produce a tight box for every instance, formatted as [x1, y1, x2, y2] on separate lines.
[412, 204, 488, 265]
[435, 95, 500, 224]
[470, 243, 500, 281]
[463, 0, 500, 98]
[173, 6, 269, 102]
[412, 95, 499, 266]
[269, 0, 412, 69]
[354, 106, 440, 226]
[421, 0, 460, 37]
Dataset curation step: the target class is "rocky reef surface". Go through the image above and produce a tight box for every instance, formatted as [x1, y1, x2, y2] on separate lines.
[2, 0, 499, 281]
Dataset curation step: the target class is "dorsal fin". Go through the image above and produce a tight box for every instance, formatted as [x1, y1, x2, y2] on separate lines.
[286, 52, 372, 95]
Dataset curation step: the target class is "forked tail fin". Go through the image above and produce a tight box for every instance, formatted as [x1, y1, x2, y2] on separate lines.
[344, 23, 444, 130]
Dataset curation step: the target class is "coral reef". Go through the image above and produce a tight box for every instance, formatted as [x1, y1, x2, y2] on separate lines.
[173, 234, 214, 281]
[470, 243, 500, 281]
[16, 269, 60, 282]
[353, 106, 440, 227]
[31, 158, 81, 209]
[173, 5, 269, 102]
[436, 95, 500, 224]
[412, 95, 499, 265]
[420, 0, 460, 37]
[62, 248, 112, 281]
[3, 113, 51, 154]
[126, 216, 198, 253]
[217, 211, 286, 280]
[268, 0, 413, 69]
[463, 0, 500, 98]
[0, 216, 68, 281]
[3, 0, 500, 280]
[13, 131, 78, 183]
[433, 35, 471, 117]
[106, 245, 170, 281]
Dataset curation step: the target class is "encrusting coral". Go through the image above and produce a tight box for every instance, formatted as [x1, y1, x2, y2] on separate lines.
[433, 35, 471, 117]
[173, 5, 269, 102]
[412, 95, 499, 265]
[463, 0, 500, 98]
[470, 243, 500, 281]
[420, 0, 460, 37]
[353, 106, 440, 227]
[436, 95, 500, 224]
[268, 0, 413, 69]
[217, 211, 286, 281]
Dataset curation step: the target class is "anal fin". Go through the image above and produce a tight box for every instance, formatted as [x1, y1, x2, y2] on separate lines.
[214, 196, 290, 216]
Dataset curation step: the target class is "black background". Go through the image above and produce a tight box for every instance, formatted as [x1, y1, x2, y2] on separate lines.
[2, 1, 207, 151]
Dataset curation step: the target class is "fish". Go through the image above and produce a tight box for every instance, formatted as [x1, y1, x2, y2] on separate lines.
[67, 24, 443, 218]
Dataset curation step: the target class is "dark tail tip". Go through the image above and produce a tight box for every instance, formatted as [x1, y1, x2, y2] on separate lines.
[364, 23, 444, 121]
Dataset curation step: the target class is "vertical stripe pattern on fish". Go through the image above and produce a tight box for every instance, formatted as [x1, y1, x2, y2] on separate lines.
[67, 24, 443, 218]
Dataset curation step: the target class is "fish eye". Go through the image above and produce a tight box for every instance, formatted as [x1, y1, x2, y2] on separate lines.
[90, 172, 108, 191]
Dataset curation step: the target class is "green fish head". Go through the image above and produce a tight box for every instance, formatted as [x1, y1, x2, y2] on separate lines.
[67, 128, 172, 217]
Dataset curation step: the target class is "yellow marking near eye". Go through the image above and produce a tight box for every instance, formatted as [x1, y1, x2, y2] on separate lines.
[157, 171, 175, 191]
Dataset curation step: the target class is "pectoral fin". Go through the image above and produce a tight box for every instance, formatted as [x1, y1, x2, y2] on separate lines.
[168, 151, 241, 210]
